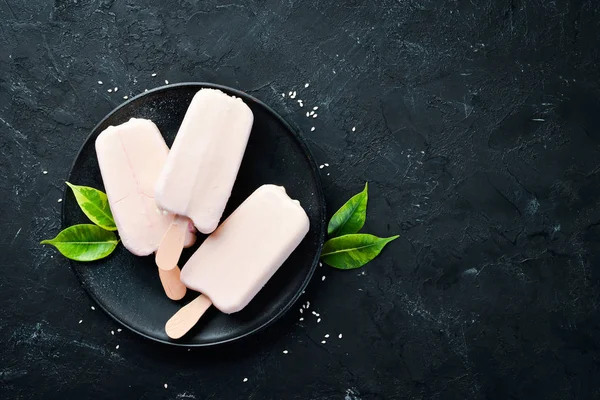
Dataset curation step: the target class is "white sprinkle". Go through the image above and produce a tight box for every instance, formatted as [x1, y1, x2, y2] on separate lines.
[111, 331, 114, 335]
[283, 350, 288, 354]
[91, 306, 95, 310]
[78, 320, 82, 324]
[322, 275, 326, 281]
[317, 318, 321, 323]
[311, 127, 315, 132]
[339, 333, 343, 339]
[305, 83, 309, 88]
[324, 334, 329, 338]
[57, 198, 62, 203]
[312, 114, 318, 118]
[164, 383, 168, 389]
[352, 126, 356, 132]
[324, 163, 329, 167]
[313, 106, 318, 110]
[123, 96, 128, 99]
[319, 165, 324, 169]
[152, 73, 157, 77]
[299, 308, 303, 313]
[117, 329, 122, 332]
[114, 87, 118, 92]
[107, 89, 112, 93]
[42, 170, 48, 174]
[306, 112, 310, 117]
[165, 80, 169, 84]
[116, 345, 120, 349]
[321, 340, 326, 344]
[282, 93, 286, 97]
[288, 91, 293, 96]
[98, 81, 103, 85]
[243, 378, 248, 383]
[299, 317, 304, 321]
[309, 111, 315, 116]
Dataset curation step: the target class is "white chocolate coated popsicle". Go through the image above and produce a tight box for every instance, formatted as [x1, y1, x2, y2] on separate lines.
[155, 88, 254, 234]
[180, 184, 310, 314]
[95, 118, 194, 256]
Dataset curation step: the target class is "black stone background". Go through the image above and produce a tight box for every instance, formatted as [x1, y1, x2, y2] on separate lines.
[1, 1, 599, 399]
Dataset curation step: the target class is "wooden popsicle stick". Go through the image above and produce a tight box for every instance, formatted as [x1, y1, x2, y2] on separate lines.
[155, 215, 188, 271]
[165, 294, 212, 339]
[158, 266, 187, 301]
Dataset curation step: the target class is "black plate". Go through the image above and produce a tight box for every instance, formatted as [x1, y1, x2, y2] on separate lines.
[63, 83, 326, 346]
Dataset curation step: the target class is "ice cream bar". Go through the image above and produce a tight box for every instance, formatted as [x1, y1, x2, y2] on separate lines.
[165, 185, 309, 339]
[155, 88, 254, 234]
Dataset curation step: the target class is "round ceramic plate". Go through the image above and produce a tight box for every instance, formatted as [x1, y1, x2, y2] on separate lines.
[63, 83, 326, 346]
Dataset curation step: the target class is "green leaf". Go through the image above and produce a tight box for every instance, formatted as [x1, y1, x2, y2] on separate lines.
[41, 224, 119, 261]
[327, 182, 368, 237]
[321, 233, 398, 270]
[66, 182, 116, 231]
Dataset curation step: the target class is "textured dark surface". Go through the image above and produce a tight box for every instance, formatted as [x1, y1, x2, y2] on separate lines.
[1, 0, 600, 399]
[65, 83, 326, 346]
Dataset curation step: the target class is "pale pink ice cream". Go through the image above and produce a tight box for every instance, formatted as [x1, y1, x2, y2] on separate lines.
[180, 185, 310, 314]
[154, 88, 254, 234]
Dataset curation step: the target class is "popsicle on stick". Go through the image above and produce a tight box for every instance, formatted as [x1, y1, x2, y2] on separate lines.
[165, 185, 309, 339]
[155, 88, 254, 234]
[95, 118, 195, 297]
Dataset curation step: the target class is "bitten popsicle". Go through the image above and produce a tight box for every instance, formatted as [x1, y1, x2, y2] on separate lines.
[95, 118, 195, 299]
[155, 88, 254, 234]
[165, 185, 310, 339]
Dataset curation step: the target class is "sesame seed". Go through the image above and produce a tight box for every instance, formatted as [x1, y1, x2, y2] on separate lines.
[352, 126, 356, 132]
[152, 73, 157, 77]
[162, 210, 168, 215]
[123, 96, 128, 99]
[322, 276, 326, 281]
[114, 87, 118, 92]
[321, 340, 326, 344]
[299, 317, 304, 321]
[317, 318, 321, 323]
[324, 334, 329, 338]
[306, 301, 310, 307]
[57, 199, 62, 203]
[164, 383, 168, 389]
[288, 91, 293, 96]
[324, 163, 329, 167]
[165, 80, 169, 84]
[311, 127, 315, 132]
[339, 333, 343, 339]
[144, 89, 148, 92]
[313, 106, 318, 110]
[306, 112, 310, 117]
[305, 83, 309, 88]
[312, 311, 317, 316]
[309, 111, 315, 116]
[299, 308, 303, 313]
[243, 378, 248, 383]
[282, 93, 285, 97]
[111, 331, 114, 335]
[117, 329, 122, 332]
[91, 306, 95, 310]
[108, 89, 112, 93]
[98, 81, 103, 85]
[319, 262, 322, 267]
[312, 114, 318, 118]
[116, 345, 120, 349]
[42, 170, 48, 174]
[78, 320, 83, 324]
[319, 165, 324, 169]
[283, 350, 288, 354]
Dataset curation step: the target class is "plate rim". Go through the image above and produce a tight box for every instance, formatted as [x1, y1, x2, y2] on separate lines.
[62, 82, 327, 347]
